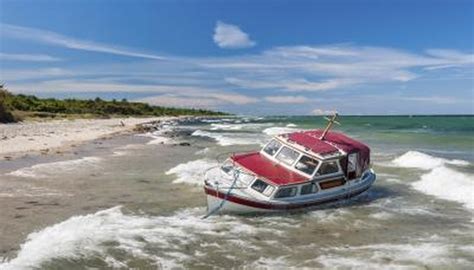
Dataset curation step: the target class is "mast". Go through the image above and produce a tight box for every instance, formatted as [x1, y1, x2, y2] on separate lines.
[320, 113, 340, 140]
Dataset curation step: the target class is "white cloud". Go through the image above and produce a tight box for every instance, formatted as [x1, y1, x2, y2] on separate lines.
[213, 21, 256, 49]
[1, 24, 165, 60]
[138, 92, 258, 108]
[401, 96, 467, 105]
[264, 95, 310, 104]
[0, 52, 61, 62]
[311, 109, 337, 115]
[2, 41, 473, 114]
[204, 45, 473, 91]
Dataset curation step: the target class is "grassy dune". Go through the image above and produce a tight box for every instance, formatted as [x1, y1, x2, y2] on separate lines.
[0, 85, 227, 123]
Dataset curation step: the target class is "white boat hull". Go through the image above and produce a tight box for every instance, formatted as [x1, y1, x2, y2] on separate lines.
[205, 170, 376, 215]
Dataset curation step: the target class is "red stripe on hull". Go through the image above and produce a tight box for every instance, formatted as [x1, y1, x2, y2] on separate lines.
[204, 185, 371, 210]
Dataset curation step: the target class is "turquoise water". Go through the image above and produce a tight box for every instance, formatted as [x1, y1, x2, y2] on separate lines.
[1, 115, 473, 269]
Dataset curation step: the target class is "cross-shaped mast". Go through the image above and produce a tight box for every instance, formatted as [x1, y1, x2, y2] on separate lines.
[320, 113, 340, 140]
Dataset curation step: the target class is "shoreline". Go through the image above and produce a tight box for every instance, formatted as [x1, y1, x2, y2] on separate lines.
[0, 116, 183, 160]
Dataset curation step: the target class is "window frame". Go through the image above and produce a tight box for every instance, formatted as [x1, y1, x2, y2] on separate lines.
[313, 159, 342, 178]
[294, 154, 320, 176]
[250, 179, 275, 197]
[262, 139, 283, 157]
[300, 182, 319, 196]
[275, 146, 302, 167]
[273, 186, 298, 199]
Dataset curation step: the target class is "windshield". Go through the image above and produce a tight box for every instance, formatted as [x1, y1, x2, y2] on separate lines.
[276, 146, 300, 166]
[263, 139, 282, 156]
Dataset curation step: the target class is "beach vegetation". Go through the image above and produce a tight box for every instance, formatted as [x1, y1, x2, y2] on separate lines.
[0, 86, 228, 122]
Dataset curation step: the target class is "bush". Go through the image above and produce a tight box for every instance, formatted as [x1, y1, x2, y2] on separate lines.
[0, 86, 16, 123]
[0, 88, 228, 120]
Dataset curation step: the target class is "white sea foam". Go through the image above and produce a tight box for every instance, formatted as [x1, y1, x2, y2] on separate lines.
[165, 159, 218, 185]
[0, 186, 69, 198]
[392, 151, 469, 170]
[315, 242, 470, 269]
[210, 122, 273, 131]
[194, 147, 210, 155]
[192, 130, 263, 146]
[262, 126, 301, 136]
[0, 206, 289, 269]
[392, 151, 473, 210]
[413, 167, 474, 209]
[369, 211, 394, 220]
[142, 126, 175, 145]
[7, 157, 102, 178]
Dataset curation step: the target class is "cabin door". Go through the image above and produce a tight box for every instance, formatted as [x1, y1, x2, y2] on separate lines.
[347, 152, 358, 180]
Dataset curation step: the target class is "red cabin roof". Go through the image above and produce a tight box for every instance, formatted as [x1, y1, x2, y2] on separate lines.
[231, 130, 371, 186]
[231, 152, 308, 186]
[284, 130, 369, 156]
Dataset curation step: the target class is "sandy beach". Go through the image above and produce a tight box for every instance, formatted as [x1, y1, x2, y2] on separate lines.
[0, 117, 175, 159]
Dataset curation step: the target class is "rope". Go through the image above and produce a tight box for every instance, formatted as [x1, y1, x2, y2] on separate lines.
[202, 168, 240, 219]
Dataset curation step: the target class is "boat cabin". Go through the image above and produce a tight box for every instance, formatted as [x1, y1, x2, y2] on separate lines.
[224, 129, 370, 200]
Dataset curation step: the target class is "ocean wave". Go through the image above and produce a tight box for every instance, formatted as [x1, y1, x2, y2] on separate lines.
[391, 151, 473, 210]
[262, 126, 301, 136]
[165, 159, 218, 185]
[392, 151, 469, 170]
[7, 157, 102, 178]
[210, 122, 273, 131]
[413, 166, 474, 210]
[0, 206, 293, 269]
[192, 130, 264, 146]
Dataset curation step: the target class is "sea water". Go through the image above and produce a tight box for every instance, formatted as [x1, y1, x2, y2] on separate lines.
[0, 115, 473, 269]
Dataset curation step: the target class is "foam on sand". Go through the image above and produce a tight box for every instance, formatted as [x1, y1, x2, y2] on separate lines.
[0, 206, 292, 269]
[392, 151, 473, 210]
[165, 159, 218, 185]
[7, 157, 102, 178]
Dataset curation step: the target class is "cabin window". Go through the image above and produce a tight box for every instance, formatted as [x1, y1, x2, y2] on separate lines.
[274, 187, 297, 198]
[300, 182, 318, 195]
[251, 179, 268, 193]
[251, 179, 274, 196]
[316, 161, 340, 176]
[263, 140, 282, 156]
[276, 146, 300, 166]
[295, 155, 319, 175]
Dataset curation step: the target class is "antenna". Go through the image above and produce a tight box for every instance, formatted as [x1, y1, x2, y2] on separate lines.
[320, 112, 340, 140]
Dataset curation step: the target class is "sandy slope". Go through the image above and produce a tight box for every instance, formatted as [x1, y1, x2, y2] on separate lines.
[0, 117, 172, 157]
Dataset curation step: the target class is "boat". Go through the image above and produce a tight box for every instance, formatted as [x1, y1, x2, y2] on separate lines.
[203, 114, 376, 215]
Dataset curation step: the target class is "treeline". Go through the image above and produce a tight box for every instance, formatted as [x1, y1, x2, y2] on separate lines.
[0, 86, 227, 123]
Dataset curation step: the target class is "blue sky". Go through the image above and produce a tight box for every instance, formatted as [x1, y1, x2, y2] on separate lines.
[0, 0, 473, 115]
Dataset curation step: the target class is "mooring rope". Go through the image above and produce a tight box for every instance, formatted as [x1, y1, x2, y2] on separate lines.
[202, 168, 240, 219]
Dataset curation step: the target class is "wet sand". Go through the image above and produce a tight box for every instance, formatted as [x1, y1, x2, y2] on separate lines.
[0, 117, 175, 160]
[0, 128, 201, 260]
